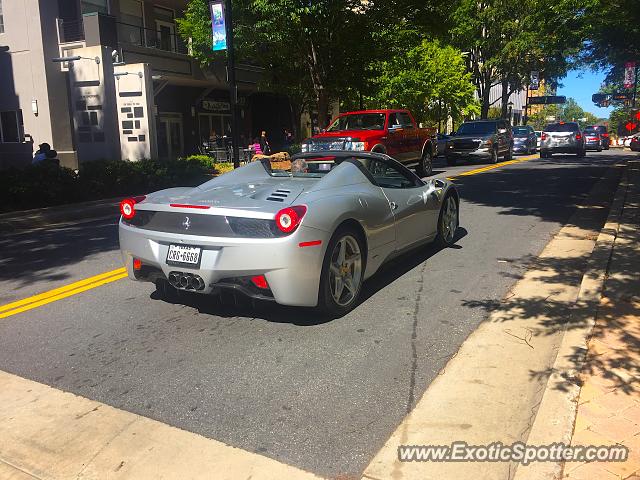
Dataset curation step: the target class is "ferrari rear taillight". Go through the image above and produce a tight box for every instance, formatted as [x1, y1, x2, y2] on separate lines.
[251, 275, 269, 289]
[575, 133, 582, 140]
[541, 133, 548, 141]
[119, 195, 146, 220]
[602, 133, 609, 137]
[275, 205, 307, 233]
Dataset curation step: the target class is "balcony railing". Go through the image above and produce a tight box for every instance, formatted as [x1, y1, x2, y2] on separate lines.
[117, 22, 188, 55]
[59, 19, 85, 43]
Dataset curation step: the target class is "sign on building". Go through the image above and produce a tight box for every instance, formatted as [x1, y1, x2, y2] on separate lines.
[114, 63, 157, 161]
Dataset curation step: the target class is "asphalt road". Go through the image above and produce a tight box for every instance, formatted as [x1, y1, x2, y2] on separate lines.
[0, 150, 630, 478]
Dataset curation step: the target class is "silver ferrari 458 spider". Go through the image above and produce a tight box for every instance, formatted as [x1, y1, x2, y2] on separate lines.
[119, 151, 459, 316]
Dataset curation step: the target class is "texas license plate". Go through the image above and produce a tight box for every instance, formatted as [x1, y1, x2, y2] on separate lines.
[166, 244, 201, 266]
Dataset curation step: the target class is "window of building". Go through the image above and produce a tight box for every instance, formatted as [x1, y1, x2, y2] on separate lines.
[0, 0, 5, 34]
[0, 110, 24, 143]
[119, 0, 144, 46]
[81, 0, 109, 14]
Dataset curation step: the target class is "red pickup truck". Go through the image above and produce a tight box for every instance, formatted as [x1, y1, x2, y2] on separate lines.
[301, 109, 437, 176]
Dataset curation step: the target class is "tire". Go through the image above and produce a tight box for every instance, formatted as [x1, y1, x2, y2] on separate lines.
[446, 156, 457, 166]
[540, 150, 551, 159]
[318, 226, 365, 317]
[577, 149, 586, 158]
[490, 147, 498, 164]
[417, 149, 433, 177]
[504, 146, 513, 161]
[597, 147, 603, 152]
[435, 194, 459, 248]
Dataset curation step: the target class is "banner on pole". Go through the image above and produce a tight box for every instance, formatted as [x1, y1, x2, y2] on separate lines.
[210, 1, 227, 51]
[530, 71, 540, 91]
[624, 62, 636, 89]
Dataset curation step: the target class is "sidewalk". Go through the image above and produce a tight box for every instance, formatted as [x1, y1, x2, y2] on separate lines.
[563, 160, 640, 480]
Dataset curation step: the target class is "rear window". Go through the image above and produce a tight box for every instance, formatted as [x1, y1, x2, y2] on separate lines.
[586, 125, 607, 134]
[513, 126, 530, 136]
[544, 122, 579, 132]
[457, 122, 497, 135]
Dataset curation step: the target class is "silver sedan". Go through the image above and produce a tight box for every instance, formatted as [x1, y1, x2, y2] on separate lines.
[119, 152, 460, 316]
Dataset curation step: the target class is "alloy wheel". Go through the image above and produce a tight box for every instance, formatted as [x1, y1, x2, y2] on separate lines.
[329, 235, 362, 306]
[441, 196, 459, 244]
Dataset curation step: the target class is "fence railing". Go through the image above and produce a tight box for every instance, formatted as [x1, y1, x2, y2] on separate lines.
[116, 22, 188, 55]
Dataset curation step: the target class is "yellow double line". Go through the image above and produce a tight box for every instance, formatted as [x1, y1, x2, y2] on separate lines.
[447, 154, 537, 180]
[0, 268, 128, 319]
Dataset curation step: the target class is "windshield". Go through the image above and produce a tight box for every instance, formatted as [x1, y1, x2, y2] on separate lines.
[326, 113, 386, 132]
[457, 122, 497, 135]
[544, 122, 579, 132]
[583, 127, 598, 134]
[513, 127, 530, 136]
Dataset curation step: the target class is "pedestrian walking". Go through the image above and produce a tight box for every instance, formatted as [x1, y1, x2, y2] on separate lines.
[259, 130, 271, 155]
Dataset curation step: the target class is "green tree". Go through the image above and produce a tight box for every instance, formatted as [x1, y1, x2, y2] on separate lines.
[581, 0, 640, 70]
[451, 0, 585, 118]
[371, 34, 479, 127]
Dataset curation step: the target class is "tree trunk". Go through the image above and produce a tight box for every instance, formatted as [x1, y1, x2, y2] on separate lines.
[316, 88, 329, 131]
[500, 77, 510, 118]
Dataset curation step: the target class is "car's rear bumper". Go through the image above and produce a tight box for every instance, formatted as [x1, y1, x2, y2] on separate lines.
[119, 220, 330, 307]
[513, 144, 531, 152]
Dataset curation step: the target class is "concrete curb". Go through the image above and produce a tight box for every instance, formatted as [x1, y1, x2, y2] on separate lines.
[0, 197, 123, 233]
[513, 161, 630, 480]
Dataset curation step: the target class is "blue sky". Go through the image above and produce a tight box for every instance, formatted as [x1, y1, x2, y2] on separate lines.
[557, 69, 612, 118]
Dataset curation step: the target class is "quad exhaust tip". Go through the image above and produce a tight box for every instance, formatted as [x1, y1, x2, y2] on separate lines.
[168, 271, 205, 291]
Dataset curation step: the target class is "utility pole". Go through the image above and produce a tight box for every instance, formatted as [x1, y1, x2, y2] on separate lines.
[225, 0, 240, 168]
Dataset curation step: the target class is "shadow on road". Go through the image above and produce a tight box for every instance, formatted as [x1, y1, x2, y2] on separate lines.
[457, 155, 638, 397]
[0, 216, 119, 287]
[150, 228, 468, 325]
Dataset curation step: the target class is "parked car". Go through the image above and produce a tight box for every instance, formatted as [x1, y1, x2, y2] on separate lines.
[436, 133, 450, 156]
[445, 119, 513, 165]
[630, 133, 640, 152]
[119, 152, 459, 316]
[535, 131, 542, 149]
[301, 109, 437, 176]
[584, 125, 610, 149]
[582, 126, 603, 152]
[540, 122, 585, 158]
[512, 125, 537, 155]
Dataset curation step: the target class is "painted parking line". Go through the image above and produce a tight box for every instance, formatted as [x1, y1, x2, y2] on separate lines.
[1, 154, 540, 320]
[0, 268, 127, 319]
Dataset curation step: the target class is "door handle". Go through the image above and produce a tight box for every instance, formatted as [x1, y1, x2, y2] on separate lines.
[390, 201, 398, 210]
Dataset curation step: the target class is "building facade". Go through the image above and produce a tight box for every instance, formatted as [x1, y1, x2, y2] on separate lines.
[0, 0, 293, 169]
